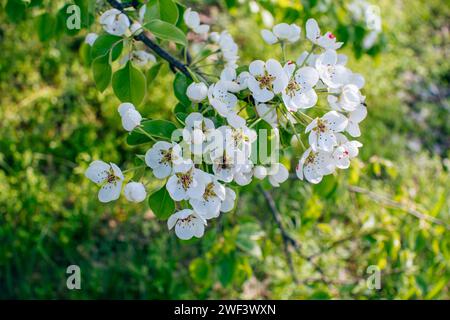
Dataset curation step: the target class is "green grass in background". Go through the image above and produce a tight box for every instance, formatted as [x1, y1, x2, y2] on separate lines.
[0, 0, 448, 299]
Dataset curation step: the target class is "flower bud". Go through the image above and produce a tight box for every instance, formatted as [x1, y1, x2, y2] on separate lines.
[254, 166, 267, 179]
[124, 182, 147, 203]
[130, 22, 143, 35]
[186, 82, 208, 103]
[118, 103, 142, 132]
[85, 33, 98, 46]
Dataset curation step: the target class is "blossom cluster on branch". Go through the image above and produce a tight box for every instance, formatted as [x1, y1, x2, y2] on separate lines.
[84, 2, 367, 240]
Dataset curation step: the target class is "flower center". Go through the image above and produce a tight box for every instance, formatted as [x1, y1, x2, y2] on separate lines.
[328, 33, 336, 39]
[286, 80, 300, 97]
[305, 152, 316, 165]
[203, 182, 217, 200]
[176, 169, 193, 190]
[180, 215, 194, 224]
[256, 72, 276, 91]
[216, 153, 232, 170]
[106, 168, 119, 184]
[313, 119, 327, 133]
[160, 148, 173, 165]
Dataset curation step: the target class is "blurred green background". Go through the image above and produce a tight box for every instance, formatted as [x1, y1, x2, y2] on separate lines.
[0, 0, 449, 299]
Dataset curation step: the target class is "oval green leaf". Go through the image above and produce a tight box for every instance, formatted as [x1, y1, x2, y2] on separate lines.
[144, 19, 187, 46]
[90, 34, 123, 61]
[127, 119, 178, 145]
[112, 61, 147, 106]
[173, 72, 192, 106]
[92, 54, 112, 92]
[148, 187, 175, 220]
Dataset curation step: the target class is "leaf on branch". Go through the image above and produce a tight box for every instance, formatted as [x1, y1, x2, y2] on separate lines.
[112, 61, 147, 106]
[90, 34, 123, 61]
[144, 0, 179, 25]
[37, 13, 56, 42]
[144, 19, 187, 46]
[5, 0, 27, 23]
[173, 72, 193, 106]
[92, 54, 112, 92]
[146, 62, 163, 87]
[148, 187, 175, 220]
[127, 119, 178, 145]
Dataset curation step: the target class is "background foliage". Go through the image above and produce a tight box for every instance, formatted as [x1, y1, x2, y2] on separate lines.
[0, 0, 449, 299]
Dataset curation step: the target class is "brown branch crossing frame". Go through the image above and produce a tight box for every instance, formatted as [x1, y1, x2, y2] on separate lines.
[106, 0, 192, 79]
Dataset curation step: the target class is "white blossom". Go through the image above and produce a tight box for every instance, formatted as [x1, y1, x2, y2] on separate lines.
[296, 148, 335, 184]
[332, 134, 363, 169]
[253, 165, 268, 179]
[234, 161, 254, 186]
[189, 176, 226, 219]
[345, 105, 367, 137]
[166, 163, 209, 201]
[124, 182, 147, 203]
[187, 82, 208, 103]
[306, 111, 348, 152]
[282, 62, 319, 111]
[220, 187, 236, 212]
[267, 163, 289, 187]
[131, 50, 156, 67]
[85, 33, 98, 46]
[306, 18, 343, 50]
[118, 103, 142, 132]
[145, 142, 186, 179]
[247, 59, 288, 102]
[182, 112, 215, 155]
[216, 31, 239, 69]
[184, 8, 210, 35]
[99, 9, 130, 36]
[168, 209, 207, 240]
[85, 160, 124, 203]
[327, 84, 364, 112]
[315, 49, 351, 89]
[261, 23, 301, 44]
[208, 81, 238, 117]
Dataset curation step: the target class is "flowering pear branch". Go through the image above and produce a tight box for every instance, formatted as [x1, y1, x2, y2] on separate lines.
[106, 0, 192, 79]
[85, 4, 370, 245]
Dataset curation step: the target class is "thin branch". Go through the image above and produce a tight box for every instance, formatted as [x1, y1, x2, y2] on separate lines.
[348, 185, 450, 230]
[258, 184, 335, 285]
[106, 0, 192, 79]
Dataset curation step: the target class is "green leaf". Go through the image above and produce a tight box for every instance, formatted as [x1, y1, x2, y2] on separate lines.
[189, 258, 211, 284]
[79, 43, 92, 67]
[146, 62, 163, 87]
[90, 35, 123, 61]
[236, 223, 264, 259]
[145, 0, 179, 25]
[127, 119, 178, 145]
[112, 61, 147, 106]
[92, 54, 112, 92]
[175, 112, 188, 125]
[37, 13, 56, 42]
[5, 0, 27, 23]
[148, 187, 175, 220]
[144, 19, 187, 46]
[173, 72, 192, 106]
[217, 254, 236, 287]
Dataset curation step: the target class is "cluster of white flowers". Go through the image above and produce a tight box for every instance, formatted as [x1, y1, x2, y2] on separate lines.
[348, 0, 382, 49]
[86, 6, 156, 68]
[182, 16, 367, 186]
[85, 4, 367, 240]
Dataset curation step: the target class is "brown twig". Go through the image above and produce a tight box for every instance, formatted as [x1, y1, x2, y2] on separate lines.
[106, 0, 192, 79]
[348, 185, 450, 230]
[258, 184, 335, 285]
